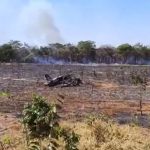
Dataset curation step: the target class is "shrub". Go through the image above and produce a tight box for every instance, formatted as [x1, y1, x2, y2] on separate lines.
[22, 95, 80, 150]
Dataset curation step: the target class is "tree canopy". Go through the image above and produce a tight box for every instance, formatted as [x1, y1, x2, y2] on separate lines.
[0, 40, 150, 64]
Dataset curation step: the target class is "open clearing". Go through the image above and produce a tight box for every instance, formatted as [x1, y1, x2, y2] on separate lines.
[0, 63, 150, 149]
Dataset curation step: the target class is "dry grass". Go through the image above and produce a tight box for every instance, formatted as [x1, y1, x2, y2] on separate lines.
[0, 115, 150, 150]
[63, 120, 150, 150]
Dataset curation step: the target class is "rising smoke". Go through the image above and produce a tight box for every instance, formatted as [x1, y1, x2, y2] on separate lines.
[0, 0, 64, 46]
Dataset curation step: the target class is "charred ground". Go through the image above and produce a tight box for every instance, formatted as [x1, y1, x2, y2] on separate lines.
[0, 63, 150, 126]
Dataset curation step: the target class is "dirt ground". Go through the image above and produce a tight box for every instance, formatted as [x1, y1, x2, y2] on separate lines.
[0, 64, 150, 138]
[0, 81, 150, 138]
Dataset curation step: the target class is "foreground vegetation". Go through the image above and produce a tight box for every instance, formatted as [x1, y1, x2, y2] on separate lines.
[1, 116, 150, 150]
[0, 95, 150, 150]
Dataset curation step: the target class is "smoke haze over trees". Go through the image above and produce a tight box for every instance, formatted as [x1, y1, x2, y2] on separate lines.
[1, 40, 150, 65]
[1, 1, 150, 65]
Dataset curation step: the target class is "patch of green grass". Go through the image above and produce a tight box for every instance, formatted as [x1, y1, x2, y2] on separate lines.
[1, 135, 12, 145]
[0, 91, 10, 97]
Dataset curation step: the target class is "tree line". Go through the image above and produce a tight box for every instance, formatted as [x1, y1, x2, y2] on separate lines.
[0, 40, 150, 64]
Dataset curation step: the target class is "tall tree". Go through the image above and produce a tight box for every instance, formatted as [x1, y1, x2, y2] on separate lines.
[77, 41, 96, 63]
[117, 43, 134, 63]
[0, 43, 17, 62]
[96, 46, 116, 64]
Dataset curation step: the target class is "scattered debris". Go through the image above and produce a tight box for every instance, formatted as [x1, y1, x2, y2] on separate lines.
[44, 74, 82, 87]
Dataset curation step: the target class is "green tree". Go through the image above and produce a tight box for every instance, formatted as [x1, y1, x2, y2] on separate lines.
[96, 46, 116, 64]
[8, 40, 23, 50]
[77, 41, 96, 63]
[117, 43, 134, 63]
[64, 44, 79, 62]
[0, 43, 17, 62]
[133, 43, 150, 64]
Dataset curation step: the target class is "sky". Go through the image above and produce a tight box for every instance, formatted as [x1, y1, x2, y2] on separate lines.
[0, 0, 150, 46]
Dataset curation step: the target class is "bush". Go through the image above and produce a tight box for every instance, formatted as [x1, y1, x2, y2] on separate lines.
[22, 95, 80, 150]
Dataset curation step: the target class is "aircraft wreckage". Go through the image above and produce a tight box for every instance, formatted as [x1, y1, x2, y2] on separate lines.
[44, 74, 82, 87]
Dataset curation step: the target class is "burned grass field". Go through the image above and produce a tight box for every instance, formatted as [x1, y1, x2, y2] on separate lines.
[1, 63, 150, 149]
[0, 63, 150, 121]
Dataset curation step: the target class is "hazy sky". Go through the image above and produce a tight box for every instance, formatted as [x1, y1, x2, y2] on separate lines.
[0, 0, 150, 46]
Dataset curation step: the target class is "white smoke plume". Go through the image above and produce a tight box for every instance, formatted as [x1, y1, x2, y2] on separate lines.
[0, 0, 64, 46]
